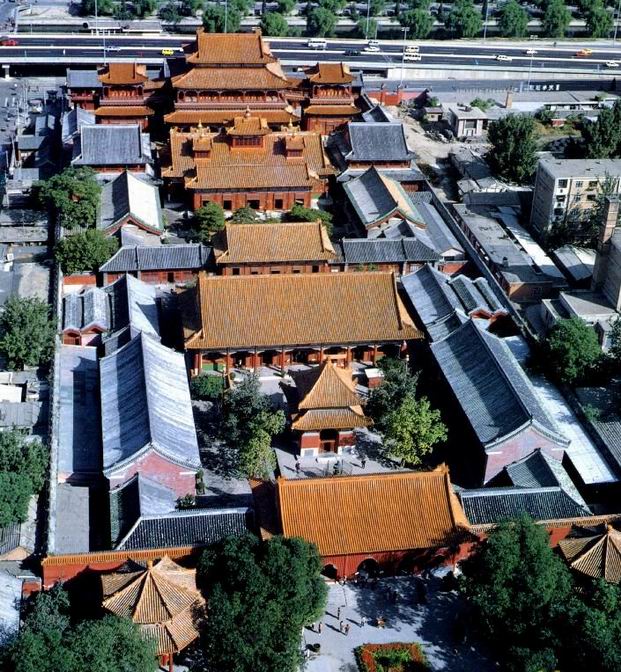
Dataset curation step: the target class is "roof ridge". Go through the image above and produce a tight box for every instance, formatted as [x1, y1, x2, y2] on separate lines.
[278, 467, 446, 488]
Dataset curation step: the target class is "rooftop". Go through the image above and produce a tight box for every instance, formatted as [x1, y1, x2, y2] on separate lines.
[185, 271, 421, 351]
[98, 62, 148, 85]
[98, 171, 163, 235]
[345, 122, 415, 163]
[305, 62, 354, 85]
[277, 467, 469, 556]
[186, 28, 279, 66]
[459, 486, 592, 527]
[430, 320, 568, 451]
[559, 524, 621, 584]
[333, 237, 439, 266]
[73, 124, 151, 166]
[100, 244, 212, 274]
[100, 333, 200, 475]
[66, 68, 102, 89]
[538, 157, 621, 179]
[214, 222, 335, 265]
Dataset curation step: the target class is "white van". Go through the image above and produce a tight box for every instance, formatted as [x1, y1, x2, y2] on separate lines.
[307, 38, 328, 49]
[404, 53, 422, 61]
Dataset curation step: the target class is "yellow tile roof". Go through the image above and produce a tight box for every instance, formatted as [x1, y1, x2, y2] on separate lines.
[186, 28, 278, 66]
[101, 556, 204, 655]
[227, 115, 270, 136]
[94, 105, 154, 117]
[305, 62, 354, 84]
[185, 271, 422, 350]
[164, 108, 297, 126]
[277, 467, 469, 556]
[214, 222, 335, 265]
[172, 64, 291, 90]
[304, 104, 360, 116]
[98, 62, 148, 85]
[559, 524, 621, 584]
[291, 406, 371, 431]
[292, 361, 361, 410]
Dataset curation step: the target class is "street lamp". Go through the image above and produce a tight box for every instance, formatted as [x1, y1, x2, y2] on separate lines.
[365, 0, 371, 39]
[400, 26, 409, 88]
[482, 0, 490, 43]
[527, 51, 534, 89]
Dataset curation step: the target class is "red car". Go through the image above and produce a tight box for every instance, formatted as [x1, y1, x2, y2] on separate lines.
[0, 38, 18, 46]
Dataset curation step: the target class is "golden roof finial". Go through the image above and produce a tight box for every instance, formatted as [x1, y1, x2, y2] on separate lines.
[244, 106, 251, 118]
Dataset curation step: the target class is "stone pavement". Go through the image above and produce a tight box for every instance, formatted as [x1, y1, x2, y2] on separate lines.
[302, 575, 496, 672]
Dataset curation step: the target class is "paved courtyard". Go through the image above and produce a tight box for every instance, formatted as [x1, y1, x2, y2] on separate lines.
[302, 575, 496, 672]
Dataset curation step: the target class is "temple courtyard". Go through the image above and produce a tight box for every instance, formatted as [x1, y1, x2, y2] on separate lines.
[302, 574, 496, 672]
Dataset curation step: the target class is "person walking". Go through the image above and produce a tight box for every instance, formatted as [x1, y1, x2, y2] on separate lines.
[344, 623, 350, 636]
[339, 620, 344, 633]
[361, 456, 367, 469]
[360, 616, 367, 628]
[318, 621, 323, 634]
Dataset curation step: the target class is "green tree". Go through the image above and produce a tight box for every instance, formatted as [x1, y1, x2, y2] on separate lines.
[470, 96, 494, 111]
[261, 11, 290, 35]
[610, 316, 621, 364]
[446, 0, 482, 37]
[357, 16, 378, 37]
[545, 317, 602, 385]
[307, 7, 338, 36]
[487, 114, 538, 184]
[79, 0, 113, 15]
[221, 375, 285, 478]
[12, 587, 157, 672]
[318, 0, 346, 12]
[0, 297, 56, 370]
[277, 0, 296, 13]
[198, 534, 327, 672]
[366, 357, 419, 429]
[497, 0, 529, 36]
[383, 394, 447, 465]
[193, 202, 226, 242]
[582, 101, 621, 158]
[0, 430, 48, 494]
[0, 473, 35, 529]
[54, 229, 119, 275]
[542, 0, 571, 37]
[230, 206, 259, 224]
[190, 373, 225, 401]
[461, 517, 573, 672]
[586, 0, 613, 36]
[284, 204, 333, 234]
[203, 5, 241, 32]
[159, 1, 181, 22]
[37, 167, 101, 230]
[370, 0, 386, 14]
[400, 9, 434, 38]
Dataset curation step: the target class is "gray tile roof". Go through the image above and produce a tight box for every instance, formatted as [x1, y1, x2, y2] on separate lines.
[66, 68, 102, 89]
[61, 107, 96, 144]
[346, 122, 415, 163]
[109, 473, 177, 547]
[98, 171, 163, 235]
[58, 345, 101, 476]
[116, 507, 253, 551]
[361, 105, 394, 123]
[409, 200, 463, 256]
[431, 320, 569, 450]
[344, 166, 402, 227]
[502, 449, 587, 508]
[459, 486, 591, 526]
[575, 386, 621, 471]
[337, 168, 425, 184]
[73, 124, 150, 166]
[100, 333, 200, 474]
[99, 244, 212, 273]
[62, 287, 109, 332]
[54, 484, 90, 553]
[334, 237, 439, 265]
[402, 265, 504, 340]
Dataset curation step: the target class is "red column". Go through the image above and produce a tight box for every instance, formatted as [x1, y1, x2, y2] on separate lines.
[372, 345, 378, 365]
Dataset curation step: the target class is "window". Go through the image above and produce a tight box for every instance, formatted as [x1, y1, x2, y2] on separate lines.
[312, 265, 320, 273]
[167, 272, 175, 283]
[558, 179, 568, 188]
[292, 266, 302, 274]
[274, 198, 283, 209]
[248, 199, 260, 209]
[588, 181, 598, 188]
[223, 200, 232, 210]
[575, 180, 583, 188]
[270, 268, 281, 274]
[556, 195, 566, 203]
[232, 267, 240, 276]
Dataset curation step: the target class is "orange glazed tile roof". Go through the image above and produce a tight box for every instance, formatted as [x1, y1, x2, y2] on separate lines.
[304, 104, 361, 116]
[186, 28, 277, 65]
[164, 108, 297, 126]
[101, 556, 204, 655]
[306, 62, 354, 84]
[559, 524, 621, 584]
[98, 62, 148, 85]
[292, 361, 361, 410]
[94, 105, 154, 117]
[172, 64, 291, 91]
[184, 271, 421, 350]
[214, 222, 336, 265]
[227, 114, 270, 136]
[291, 406, 370, 431]
[163, 125, 333, 190]
[277, 467, 469, 556]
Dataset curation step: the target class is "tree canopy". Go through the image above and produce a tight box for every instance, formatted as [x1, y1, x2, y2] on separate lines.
[260, 11, 290, 35]
[192, 202, 226, 242]
[191, 373, 225, 401]
[497, 0, 529, 37]
[585, 0, 613, 36]
[277, 0, 295, 13]
[0, 297, 56, 370]
[487, 114, 538, 184]
[220, 375, 285, 479]
[37, 167, 101, 230]
[198, 534, 327, 672]
[230, 206, 259, 224]
[461, 517, 573, 672]
[306, 7, 338, 36]
[582, 100, 621, 159]
[284, 204, 333, 234]
[54, 229, 119, 275]
[445, 0, 482, 38]
[203, 5, 241, 32]
[11, 586, 157, 672]
[400, 9, 434, 38]
[366, 357, 419, 430]
[542, 0, 571, 37]
[544, 317, 602, 385]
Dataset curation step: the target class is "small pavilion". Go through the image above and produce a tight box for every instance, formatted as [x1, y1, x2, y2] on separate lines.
[101, 556, 204, 671]
[558, 523, 621, 584]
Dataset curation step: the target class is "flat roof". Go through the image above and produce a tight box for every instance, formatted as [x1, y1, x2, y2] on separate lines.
[538, 157, 621, 179]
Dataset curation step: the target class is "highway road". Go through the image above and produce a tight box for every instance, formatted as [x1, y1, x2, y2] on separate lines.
[2, 34, 621, 76]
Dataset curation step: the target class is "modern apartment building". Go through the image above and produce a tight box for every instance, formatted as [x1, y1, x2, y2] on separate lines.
[530, 157, 621, 233]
